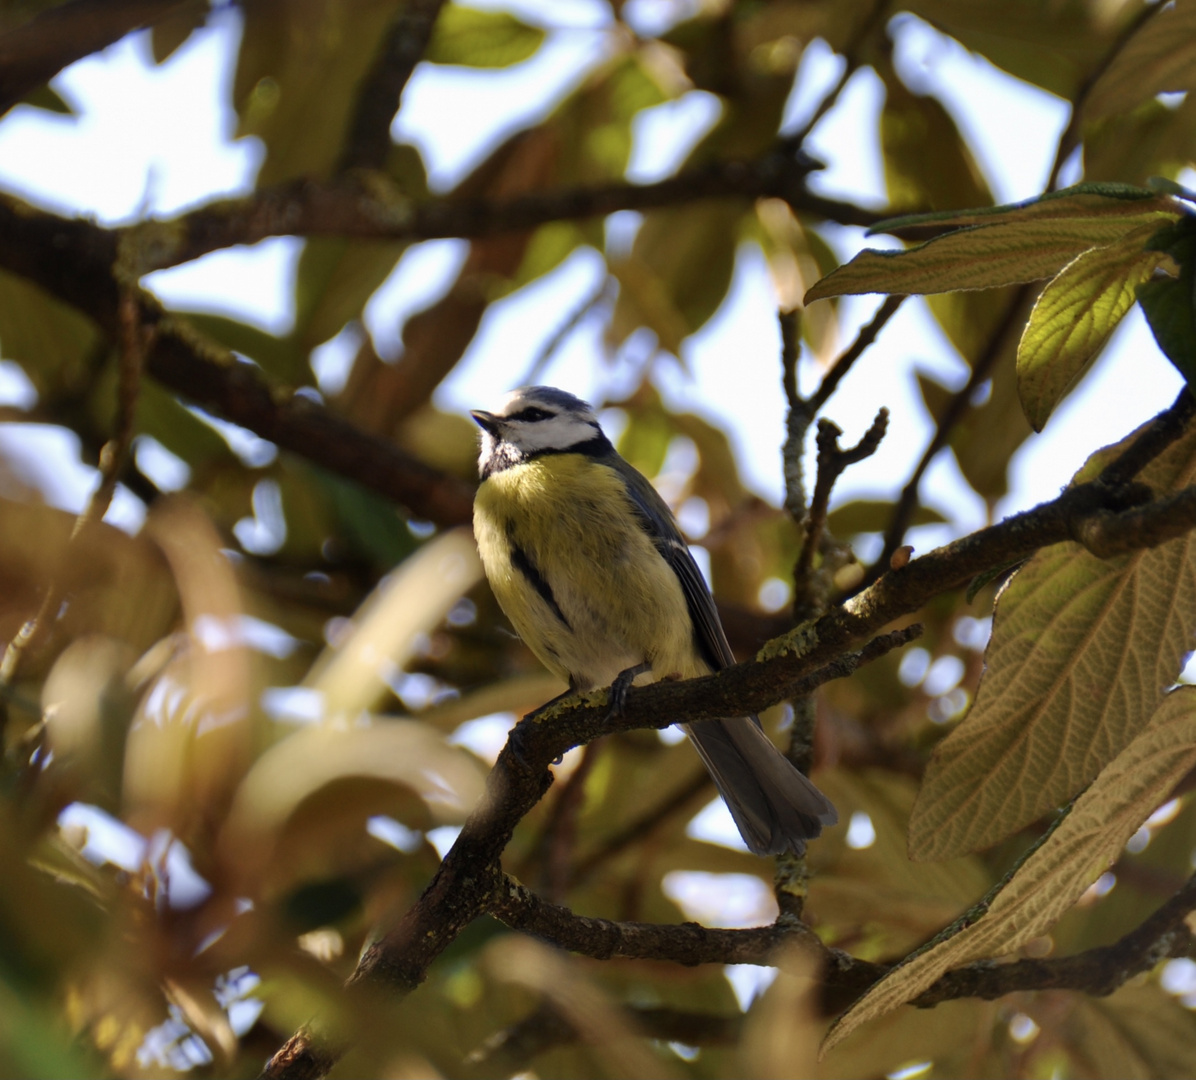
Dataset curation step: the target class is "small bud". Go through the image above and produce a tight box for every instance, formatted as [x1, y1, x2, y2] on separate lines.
[890, 545, 914, 571]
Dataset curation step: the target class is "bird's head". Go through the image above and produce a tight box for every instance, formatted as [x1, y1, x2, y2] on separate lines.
[471, 386, 609, 477]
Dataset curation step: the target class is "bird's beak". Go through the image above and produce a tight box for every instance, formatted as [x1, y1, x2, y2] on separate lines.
[470, 409, 501, 436]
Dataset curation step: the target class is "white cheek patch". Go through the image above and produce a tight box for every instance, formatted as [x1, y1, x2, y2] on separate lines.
[508, 414, 597, 453]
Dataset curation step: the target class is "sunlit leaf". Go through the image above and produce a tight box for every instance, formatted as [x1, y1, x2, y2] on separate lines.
[221, 721, 486, 887]
[425, 5, 545, 68]
[806, 189, 1179, 302]
[1017, 222, 1169, 430]
[304, 528, 483, 717]
[909, 423, 1196, 860]
[826, 685, 1196, 1052]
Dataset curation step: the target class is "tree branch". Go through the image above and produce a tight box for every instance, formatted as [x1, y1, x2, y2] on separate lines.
[792, 410, 889, 619]
[0, 0, 193, 116]
[337, 0, 448, 172]
[0, 194, 476, 528]
[263, 455, 1196, 1076]
[132, 156, 883, 272]
[865, 284, 1033, 587]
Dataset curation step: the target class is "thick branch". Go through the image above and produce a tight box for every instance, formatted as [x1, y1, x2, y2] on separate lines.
[0, 0, 192, 116]
[133, 157, 882, 271]
[0, 194, 475, 527]
[494, 869, 1196, 1019]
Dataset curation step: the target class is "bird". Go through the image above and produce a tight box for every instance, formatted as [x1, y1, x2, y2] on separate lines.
[470, 385, 837, 856]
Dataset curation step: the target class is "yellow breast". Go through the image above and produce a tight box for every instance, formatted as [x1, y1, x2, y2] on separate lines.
[473, 455, 702, 689]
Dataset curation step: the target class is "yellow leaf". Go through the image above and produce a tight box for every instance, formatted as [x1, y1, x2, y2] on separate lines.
[1017, 224, 1170, 431]
[909, 423, 1196, 860]
[825, 685, 1196, 1053]
[303, 528, 483, 719]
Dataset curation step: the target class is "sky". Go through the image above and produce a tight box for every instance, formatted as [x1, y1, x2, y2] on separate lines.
[0, 0, 1190, 1000]
[0, 0, 1184, 546]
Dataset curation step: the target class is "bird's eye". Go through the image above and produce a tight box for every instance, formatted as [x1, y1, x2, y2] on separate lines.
[508, 406, 552, 422]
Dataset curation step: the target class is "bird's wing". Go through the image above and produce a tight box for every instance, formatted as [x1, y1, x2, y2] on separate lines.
[606, 455, 736, 671]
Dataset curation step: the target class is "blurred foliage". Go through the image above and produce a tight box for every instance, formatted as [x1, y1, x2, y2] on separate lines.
[0, 1, 1194, 1078]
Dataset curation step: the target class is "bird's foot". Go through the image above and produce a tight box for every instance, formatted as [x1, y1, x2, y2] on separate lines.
[606, 662, 652, 719]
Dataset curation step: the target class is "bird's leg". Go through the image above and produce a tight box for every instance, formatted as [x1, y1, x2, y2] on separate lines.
[607, 661, 652, 718]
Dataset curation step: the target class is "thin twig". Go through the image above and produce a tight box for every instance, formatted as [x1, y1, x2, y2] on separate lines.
[0, 289, 147, 684]
[337, 0, 448, 172]
[520, 277, 614, 386]
[780, 308, 809, 525]
[1045, 0, 1166, 190]
[864, 284, 1033, 589]
[568, 770, 713, 888]
[809, 295, 905, 414]
[777, 0, 891, 153]
[792, 410, 889, 619]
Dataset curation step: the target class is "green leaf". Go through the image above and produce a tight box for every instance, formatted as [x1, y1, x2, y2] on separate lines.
[292, 237, 407, 353]
[425, 5, 545, 68]
[135, 379, 235, 470]
[825, 684, 1196, 1053]
[879, 64, 992, 215]
[826, 499, 947, 537]
[1137, 216, 1196, 384]
[806, 191, 1180, 303]
[917, 346, 1034, 502]
[1017, 222, 1170, 430]
[907, 421, 1196, 861]
[19, 85, 73, 115]
[609, 202, 742, 354]
[507, 222, 587, 294]
[1085, 0, 1196, 120]
[180, 311, 309, 386]
[0, 268, 101, 396]
[234, 0, 400, 185]
[314, 468, 418, 569]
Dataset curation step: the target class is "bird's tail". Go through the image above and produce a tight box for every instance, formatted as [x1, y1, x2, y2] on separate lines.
[683, 717, 837, 855]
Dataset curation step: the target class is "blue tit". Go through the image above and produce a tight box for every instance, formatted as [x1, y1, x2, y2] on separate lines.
[471, 386, 837, 856]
